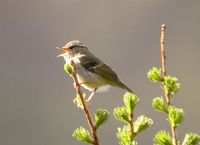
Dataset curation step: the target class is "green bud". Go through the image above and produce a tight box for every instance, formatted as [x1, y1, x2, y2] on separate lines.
[113, 107, 129, 124]
[134, 115, 153, 134]
[64, 64, 73, 75]
[152, 96, 168, 113]
[73, 127, 93, 144]
[95, 109, 110, 129]
[117, 125, 137, 145]
[164, 75, 180, 95]
[147, 67, 163, 82]
[182, 132, 200, 145]
[123, 93, 139, 114]
[73, 93, 86, 109]
[153, 130, 172, 145]
[168, 106, 184, 127]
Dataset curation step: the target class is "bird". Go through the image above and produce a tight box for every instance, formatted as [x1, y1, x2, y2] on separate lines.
[57, 40, 134, 102]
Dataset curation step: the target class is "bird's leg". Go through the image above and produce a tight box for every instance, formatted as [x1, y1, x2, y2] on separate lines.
[86, 88, 97, 103]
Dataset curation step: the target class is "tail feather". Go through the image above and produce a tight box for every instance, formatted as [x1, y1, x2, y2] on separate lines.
[120, 82, 135, 94]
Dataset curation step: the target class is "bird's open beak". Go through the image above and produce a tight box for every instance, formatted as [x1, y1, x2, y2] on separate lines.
[56, 47, 70, 57]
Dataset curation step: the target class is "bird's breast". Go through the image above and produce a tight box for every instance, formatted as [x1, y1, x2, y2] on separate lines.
[75, 64, 107, 90]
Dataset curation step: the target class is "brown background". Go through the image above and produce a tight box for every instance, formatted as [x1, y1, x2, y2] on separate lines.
[1, 0, 200, 145]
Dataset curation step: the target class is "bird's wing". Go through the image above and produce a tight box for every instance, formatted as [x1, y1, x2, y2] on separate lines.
[79, 55, 121, 85]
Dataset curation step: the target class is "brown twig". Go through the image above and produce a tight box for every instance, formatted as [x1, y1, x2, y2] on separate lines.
[160, 24, 177, 145]
[70, 61, 100, 145]
[129, 113, 136, 140]
[160, 24, 171, 106]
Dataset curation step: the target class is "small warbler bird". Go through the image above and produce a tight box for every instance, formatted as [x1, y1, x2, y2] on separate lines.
[57, 40, 134, 102]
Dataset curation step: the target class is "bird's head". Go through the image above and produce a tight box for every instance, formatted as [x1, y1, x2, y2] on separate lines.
[57, 40, 87, 58]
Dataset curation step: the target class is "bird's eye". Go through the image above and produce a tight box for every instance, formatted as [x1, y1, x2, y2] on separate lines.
[69, 46, 73, 49]
[69, 45, 76, 50]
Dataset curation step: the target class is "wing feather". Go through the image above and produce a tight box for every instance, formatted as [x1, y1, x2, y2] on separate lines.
[79, 55, 121, 85]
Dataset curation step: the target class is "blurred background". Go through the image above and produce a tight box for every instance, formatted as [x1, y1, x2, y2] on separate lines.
[1, 0, 200, 145]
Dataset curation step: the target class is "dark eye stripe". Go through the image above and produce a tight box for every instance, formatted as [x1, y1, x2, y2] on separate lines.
[69, 45, 76, 49]
[69, 45, 85, 49]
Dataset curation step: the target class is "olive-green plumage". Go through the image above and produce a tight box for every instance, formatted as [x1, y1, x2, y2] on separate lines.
[58, 40, 134, 101]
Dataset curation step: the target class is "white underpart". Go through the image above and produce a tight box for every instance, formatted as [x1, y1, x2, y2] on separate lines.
[62, 54, 110, 92]
[96, 85, 110, 92]
[63, 53, 85, 64]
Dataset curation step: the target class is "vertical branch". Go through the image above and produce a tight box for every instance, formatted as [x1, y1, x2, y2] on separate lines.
[160, 24, 177, 145]
[160, 24, 171, 105]
[70, 61, 100, 145]
[129, 113, 135, 140]
[160, 24, 166, 77]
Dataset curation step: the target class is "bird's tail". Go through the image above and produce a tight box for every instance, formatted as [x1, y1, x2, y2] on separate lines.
[120, 82, 135, 94]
